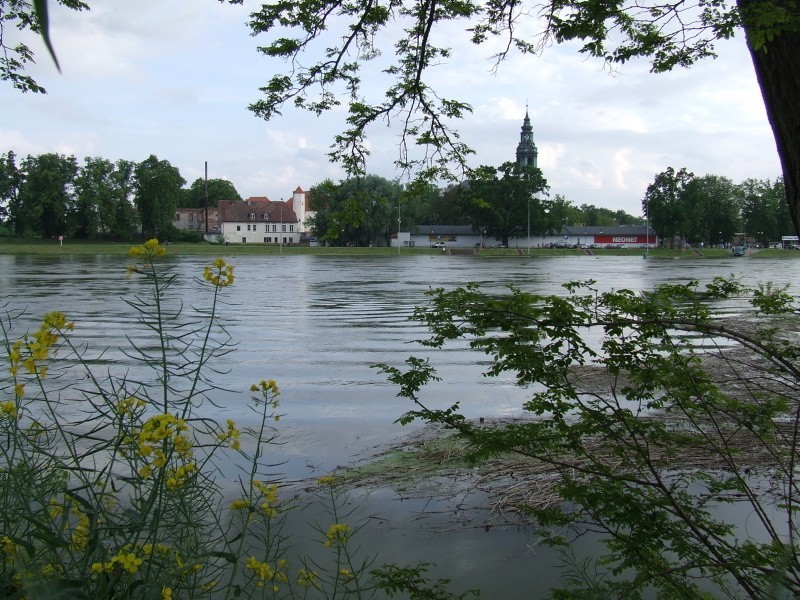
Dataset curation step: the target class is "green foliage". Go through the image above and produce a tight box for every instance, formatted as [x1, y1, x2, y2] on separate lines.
[15, 153, 78, 238]
[0, 0, 88, 93]
[181, 178, 242, 209]
[308, 175, 403, 246]
[134, 156, 185, 239]
[73, 157, 138, 240]
[378, 276, 800, 597]
[739, 177, 790, 245]
[455, 162, 548, 246]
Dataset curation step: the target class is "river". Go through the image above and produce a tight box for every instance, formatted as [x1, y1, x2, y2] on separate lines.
[1, 252, 798, 597]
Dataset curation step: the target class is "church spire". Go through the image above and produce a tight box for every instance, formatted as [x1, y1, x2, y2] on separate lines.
[516, 108, 538, 168]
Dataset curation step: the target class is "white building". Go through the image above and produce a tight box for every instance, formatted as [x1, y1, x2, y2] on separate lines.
[219, 196, 301, 245]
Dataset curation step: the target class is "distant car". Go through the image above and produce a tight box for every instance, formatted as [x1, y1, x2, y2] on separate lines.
[432, 242, 446, 248]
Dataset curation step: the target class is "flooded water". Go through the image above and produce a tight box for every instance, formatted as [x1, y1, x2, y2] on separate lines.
[1, 252, 798, 597]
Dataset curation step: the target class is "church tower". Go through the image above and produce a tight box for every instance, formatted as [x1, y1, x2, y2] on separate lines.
[516, 109, 538, 168]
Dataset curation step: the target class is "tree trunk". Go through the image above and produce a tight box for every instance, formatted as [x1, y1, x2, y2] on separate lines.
[739, 0, 800, 237]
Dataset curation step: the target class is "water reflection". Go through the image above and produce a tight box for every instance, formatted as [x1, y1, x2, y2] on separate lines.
[1, 253, 798, 598]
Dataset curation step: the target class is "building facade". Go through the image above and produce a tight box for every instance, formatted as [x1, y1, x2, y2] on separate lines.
[214, 188, 315, 245]
[174, 207, 220, 233]
[219, 197, 300, 245]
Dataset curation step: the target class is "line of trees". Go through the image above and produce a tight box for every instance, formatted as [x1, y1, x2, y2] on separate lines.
[0, 151, 242, 241]
[307, 165, 645, 247]
[643, 167, 789, 247]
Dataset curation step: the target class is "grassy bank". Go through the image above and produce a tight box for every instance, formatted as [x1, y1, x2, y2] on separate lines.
[0, 238, 794, 258]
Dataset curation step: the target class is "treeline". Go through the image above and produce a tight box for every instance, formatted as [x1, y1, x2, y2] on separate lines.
[0, 151, 242, 241]
[308, 163, 643, 247]
[643, 168, 789, 246]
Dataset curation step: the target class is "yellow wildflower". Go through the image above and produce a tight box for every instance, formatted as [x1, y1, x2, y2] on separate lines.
[296, 568, 319, 589]
[340, 568, 353, 579]
[161, 587, 172, 600]
[138, 465, 153, 479]
[129, 239, 166, 259]
[1, 401, 17, 419]
[1, 536, 15, 561]
[230, 499, 250, 511]
[317, 475, 336, 486]
[245, 556, 277, 587]
[203, 258, 234, 287]
[323, 523, 350, 547]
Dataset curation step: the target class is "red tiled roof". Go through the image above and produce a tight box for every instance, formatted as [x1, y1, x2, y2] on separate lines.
[220, 199, 298, 223]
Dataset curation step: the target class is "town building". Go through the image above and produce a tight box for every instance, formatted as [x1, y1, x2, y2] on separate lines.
[174, 207, 220, 234]
[213, 187, 314, 245]
[219, 196, 300, 245]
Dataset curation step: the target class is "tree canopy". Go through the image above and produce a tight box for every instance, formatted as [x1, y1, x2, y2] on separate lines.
[455, 162, 548, 246]
[242, 0, 800, 233]
[180, 178, 242, 208]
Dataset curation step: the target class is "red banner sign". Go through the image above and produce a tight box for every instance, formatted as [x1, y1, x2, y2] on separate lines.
[593, 235, 654, 244]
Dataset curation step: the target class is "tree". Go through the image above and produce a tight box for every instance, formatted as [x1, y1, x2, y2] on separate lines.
[73, 157, 138, 239]
[457, 162, 547, 247]
[739, 177, 791, 246]
[681, 174, 742, 245]
[377, 277, 800, 597]
[0, 151, 22, 225]
[245, 0, 800, 236]
[14, 153, 78, 238]
[134, 155, 185, 239]
[308, 175, 403, 246]
[642, 167, 694, 246]
[180, 178, 242, 208]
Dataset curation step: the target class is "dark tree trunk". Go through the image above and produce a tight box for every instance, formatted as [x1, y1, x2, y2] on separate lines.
[739, 0, 800, 237]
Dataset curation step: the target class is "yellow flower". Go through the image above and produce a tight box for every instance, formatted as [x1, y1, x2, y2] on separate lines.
[1, 536, 15, 561]
[1, 401, 17, 419]
[161, 586, 172, 600]
[296, 568, 319, 588]
[129, 239, 166, 259]
[317, 475, 336, 486]
[203, 258, 235, 287]
[324, 523, 351, 547]
[230, 499, 250, 511]
[245, 556, 276, 587]
[339, 568, 353, 578]
[138, 465, 153, 479]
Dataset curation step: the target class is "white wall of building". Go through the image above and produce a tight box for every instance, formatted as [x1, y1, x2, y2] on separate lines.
[221, 221, 301, 244]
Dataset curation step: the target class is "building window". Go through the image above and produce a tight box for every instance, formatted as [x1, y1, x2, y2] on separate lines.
[289, 224, 294, 232]
[266, 237, 272, 243]
[282, 224, 287, 232]
[262, 213, 268, 219]
[236, 225, 241, 231]
[249, 213, 255, 220]
[242, 237, 246, 243]
[264, 237, 268, 243]
[272, 225, 276, 232]
[175, 213, 180, 220]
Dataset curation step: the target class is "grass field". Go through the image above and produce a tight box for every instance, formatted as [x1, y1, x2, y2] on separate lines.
[0, 237, 794, 258]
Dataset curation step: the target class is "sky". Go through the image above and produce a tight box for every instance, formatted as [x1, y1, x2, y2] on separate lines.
[0, 0, 782, 217]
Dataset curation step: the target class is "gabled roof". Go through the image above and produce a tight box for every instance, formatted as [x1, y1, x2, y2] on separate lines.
[219, 199, 298, 223]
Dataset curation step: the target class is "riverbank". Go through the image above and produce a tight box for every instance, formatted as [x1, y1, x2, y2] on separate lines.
[0, 238, 791, 258]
